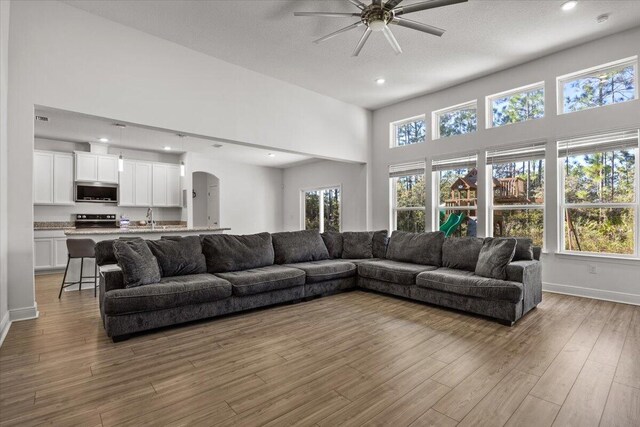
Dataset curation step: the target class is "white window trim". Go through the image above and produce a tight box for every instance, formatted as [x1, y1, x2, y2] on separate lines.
[431, 100, 478, 140]
[485, 81, 545, 129]
[556, 56, 638, 115]
[389, 114, 427, 148]
[301, 185, 342, 233]
[557, 143, 640, 259]
[389, 175, 426, 232]
[432, 162, 479, 232]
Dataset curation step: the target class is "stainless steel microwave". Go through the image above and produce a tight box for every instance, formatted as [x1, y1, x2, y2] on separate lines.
[75, 183, 118, 203]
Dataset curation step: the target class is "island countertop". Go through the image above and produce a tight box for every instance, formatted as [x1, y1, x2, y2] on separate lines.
[64, 227, 230, 236]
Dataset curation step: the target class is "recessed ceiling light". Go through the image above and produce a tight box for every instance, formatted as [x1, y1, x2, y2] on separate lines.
[98, 137, 109, 143]
[561, 1, 577, 11]
[212, 144, 223, 148]
[375, 77, 386, 85]
[268, 153, 276, 157]
[164, 146, 171, 151]
[596, 13, 609, 23]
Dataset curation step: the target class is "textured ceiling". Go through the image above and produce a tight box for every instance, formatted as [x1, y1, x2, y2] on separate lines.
[63, 0, 640, 109]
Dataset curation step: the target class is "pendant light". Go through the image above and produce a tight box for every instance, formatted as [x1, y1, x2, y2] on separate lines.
[177, 133, 187, 177]
[115, 123, 127, 172]
[118, 154, 124, 173]
[180, 161, 185, 177]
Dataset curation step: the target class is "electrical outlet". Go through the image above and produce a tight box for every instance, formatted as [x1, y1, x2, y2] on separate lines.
[588, 265, 597, 274]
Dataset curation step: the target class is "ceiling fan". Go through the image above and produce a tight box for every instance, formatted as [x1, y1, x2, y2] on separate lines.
[294, 0, 468, 56]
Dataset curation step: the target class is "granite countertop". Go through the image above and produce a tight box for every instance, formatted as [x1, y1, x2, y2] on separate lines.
[64, 226, 230, 236]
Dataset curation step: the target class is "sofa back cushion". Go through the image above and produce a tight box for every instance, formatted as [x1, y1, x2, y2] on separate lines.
[372, 230, 389, 259]
[442, 237, 484, 272]
[475, 237, 517, 280]
[386, 231, 445, 266]
[342, 231, 374, 259]
[201, 232, 274, 273]
[146, 236, 206, 277]
[321, 231, 343, 259]
[513, 238, 534, 261]
[271, 230, 330, 264]
[113, 238, 161, 288]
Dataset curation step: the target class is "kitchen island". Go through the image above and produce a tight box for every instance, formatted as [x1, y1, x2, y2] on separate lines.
[64, 226, 230, 236]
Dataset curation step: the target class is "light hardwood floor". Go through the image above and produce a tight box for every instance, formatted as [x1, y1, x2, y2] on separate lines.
[0, 273, 639, 426]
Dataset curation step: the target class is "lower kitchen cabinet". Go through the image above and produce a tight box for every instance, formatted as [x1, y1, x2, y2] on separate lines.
[34, 230, 69, 271]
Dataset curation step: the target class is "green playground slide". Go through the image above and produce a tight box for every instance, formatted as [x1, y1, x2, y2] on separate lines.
[440, 212, 465, 237]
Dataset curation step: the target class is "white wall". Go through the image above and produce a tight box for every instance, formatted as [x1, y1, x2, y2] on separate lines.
[371, 27, 640, 305]
[7, 0, 369, 319]
[283, 160, 368, 232]
[185, 153, 283, 234]
[192, 171, 209, 227]
[0, 0, 10, 344]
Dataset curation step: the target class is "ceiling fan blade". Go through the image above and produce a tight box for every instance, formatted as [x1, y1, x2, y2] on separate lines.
[382, 26, 403, 54]
[294, 12, 362, 18]
[372, 0, 383, 6]
[385, 0, 404, 8]
[393, 0, 467, 16]
[352, 27, 372, 57]
[347, 0, 366, 10]
[391, 17, 445, 36]
[314, 22, 364, 44]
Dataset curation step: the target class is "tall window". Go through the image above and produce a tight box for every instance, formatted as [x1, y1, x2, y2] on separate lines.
[559, 130, 639, 256]
[390, 162, 426, 232]
[433, 155, 478, 237]
[558, 57, 637, 114]
[488, 143, 546, 247]
[390, 115, 426, 148]
[304, 187, 341, 232]
[432, 100, 477, 140]
[487, 82, 545, 128]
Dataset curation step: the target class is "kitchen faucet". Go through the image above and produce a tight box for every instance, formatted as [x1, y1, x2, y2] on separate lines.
[146, 207, 154, 230]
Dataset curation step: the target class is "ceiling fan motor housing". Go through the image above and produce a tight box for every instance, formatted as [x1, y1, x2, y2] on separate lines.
[361, 5, 393, 31]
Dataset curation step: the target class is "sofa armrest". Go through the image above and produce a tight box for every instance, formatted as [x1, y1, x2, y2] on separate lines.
[507, 260, 542, 315]
[100, 265, 125, 293]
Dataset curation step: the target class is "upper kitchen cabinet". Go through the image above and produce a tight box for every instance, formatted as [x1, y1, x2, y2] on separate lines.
[75, 152, 118, 183]
[152, 163, 181, 207]
[119, 160, 153, 207]
[34, 150, 74, 205]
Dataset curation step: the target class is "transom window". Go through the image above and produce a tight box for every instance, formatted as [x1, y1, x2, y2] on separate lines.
[389, 162, 426, 232]
[487, 143, 546, 247]
[390, 115, 426, 148]
[487, 82, 545, 128]
[303, 187, 341, 233]
[432, 155, 478, 237]
[432, 100, 478, 140]
[558, 57, 637, 115]
[558, 130, 639, 257]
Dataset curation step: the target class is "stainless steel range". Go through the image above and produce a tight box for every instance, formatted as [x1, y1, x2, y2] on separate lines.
[74, 214, 118, 229]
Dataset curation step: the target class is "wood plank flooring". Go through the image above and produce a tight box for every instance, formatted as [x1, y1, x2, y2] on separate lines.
[0, 273, 638, 426]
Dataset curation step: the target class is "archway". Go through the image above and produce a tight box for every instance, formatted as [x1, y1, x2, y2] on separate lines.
[192, 171, 220, 227]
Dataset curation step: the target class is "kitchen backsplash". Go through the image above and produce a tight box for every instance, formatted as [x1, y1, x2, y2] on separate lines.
[34, 204, 184, 223]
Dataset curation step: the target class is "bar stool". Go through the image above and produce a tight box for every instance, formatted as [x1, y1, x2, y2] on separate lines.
[58, 239, 99, 299]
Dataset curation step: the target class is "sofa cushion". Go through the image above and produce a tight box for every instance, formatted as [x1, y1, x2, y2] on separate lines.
[146, 236, 206, 277]
[358, 259, 438, 286]
[284, 260, 356, 284]
[442, 237, 484, 272]
[113, 238, 161, 288]
[513, 238, 534, 261]
[215, 265, 306, 296]
[342, 231, 374, 259]
[103, 273, 232, 315]
[201, 233, 274, 273]
[385, 231, 445, 266]
[372, 230, 389, 259]
[95, 237, 143, 266]
[271, 230, 330, 264]
[416, 268, 523, 303]
[321, 231, 343, 259]
[475, 237, 517, 280]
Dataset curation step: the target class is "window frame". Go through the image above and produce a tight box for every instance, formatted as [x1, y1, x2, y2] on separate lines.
[389, 114, 427, 148]
[389, 163, 426, 232]
[486, 81, 545, 129]
[301, 185, 342, 233]
[432, 100, 478, 140]
[556, 56, 638, 115]
[557, 132, 640, 258]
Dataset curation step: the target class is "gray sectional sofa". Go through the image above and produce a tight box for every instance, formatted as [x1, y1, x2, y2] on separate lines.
[97, 230, 542, 341]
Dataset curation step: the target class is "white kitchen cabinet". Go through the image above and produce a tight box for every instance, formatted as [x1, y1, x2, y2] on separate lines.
[34, 231, 69, 271]
[54, 238, 69, 268]
[166, 165, 181, 207]
[75, 153, 119, 183]
[118, 160, 135, 206]
[34, 238, 54, 270]
[119, 160, 152, 207]
[34, 151, 74, 205]
[152, 163, 181, 207]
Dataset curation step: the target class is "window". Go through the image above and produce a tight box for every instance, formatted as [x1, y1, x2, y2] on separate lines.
[432, 155, 478, 237]
[432, 100, 477, 140]
[487, 82, 545, 128]
[390, 115, 426, 148]
[390, 162, 426, 232]
[558, 57, 637, 114]
[558, 130, 639, 256]
[303, 187, 341, 232]
[488, 143, 546, 247]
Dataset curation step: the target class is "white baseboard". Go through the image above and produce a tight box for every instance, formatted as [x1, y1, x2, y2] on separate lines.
[0, 311, 10, 347]
[543, 282, 640, 306]
[9, 304, 39, 322]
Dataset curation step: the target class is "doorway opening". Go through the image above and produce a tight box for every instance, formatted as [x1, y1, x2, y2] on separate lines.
[192, 171, 220, 227]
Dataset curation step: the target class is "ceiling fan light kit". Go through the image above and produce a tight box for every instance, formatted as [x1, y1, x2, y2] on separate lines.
[294, 0, 468, 56]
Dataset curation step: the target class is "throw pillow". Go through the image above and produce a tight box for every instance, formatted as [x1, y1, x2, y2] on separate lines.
[342, 231, 374, 259]
[385, 231, 445, 266]
[321, 231, 343, 259]
[442, 237, 484, 272]
[271, 230, 330, 264]
[513, 237, 534, 261]
[372, 230, 389, 259]
[146, 236, 206, 277]
[475, 237, 517, 280]
[113, 238, 161, 288]
[200, 232, 274, 273]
